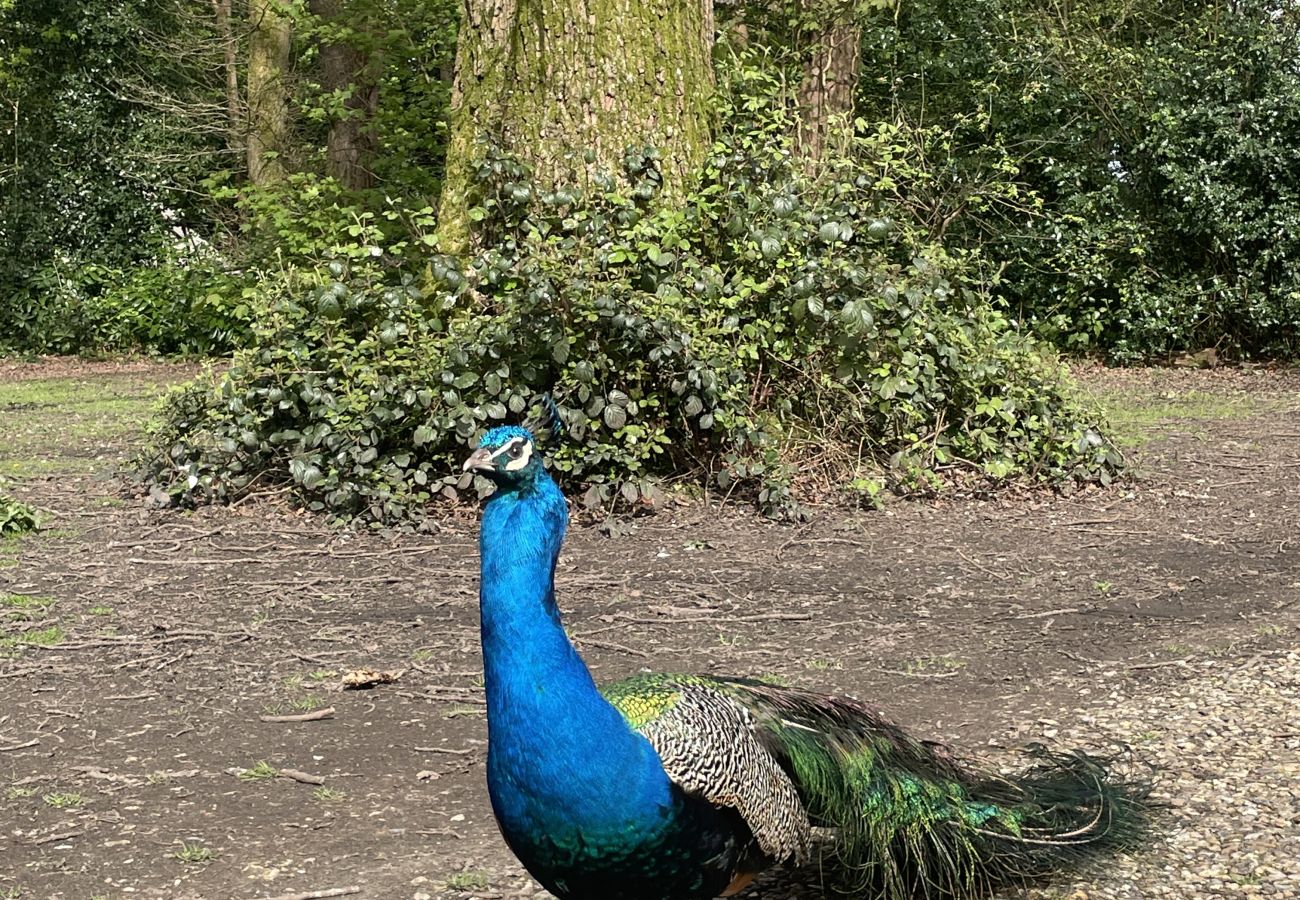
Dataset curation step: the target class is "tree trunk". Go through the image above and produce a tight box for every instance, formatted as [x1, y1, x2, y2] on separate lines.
[438, 0, 716, 254]
[309, 0, 380, 190]
[796, 2, 863, 163]
[211, 0, 242, 157]
[246, 0, 292, 185]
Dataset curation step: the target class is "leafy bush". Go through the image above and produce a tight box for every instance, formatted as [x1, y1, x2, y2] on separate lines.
[843, 0, 1300, 361]
[0, 247, 250, 357]
[141, 55, 1120, 524]
[0, 494, 39, 537]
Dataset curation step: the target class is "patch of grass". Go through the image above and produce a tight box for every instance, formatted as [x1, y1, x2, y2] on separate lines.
[1257, 623, 1285, 637]
[0, 536, 21, 568]
[803, 658, 843, 671]
[0, 624, 66, 652]
[0, 375, 171, 477]
[313, 786, 346, 802]
[1096, 388, 1276, 447]
[1, 594, 54, 618]
[906, 654, 965, 674]
[411, 648, 434, 663]
[93, 496, 127, 509]
[306, 669, 338, 683]
[0, 887, 22, 899]
[446, 872, 490, 891]
[291, 695, 326, 712]
[146, 771, 173, 785]
[173, 841, 217, 864]
[1093, 580, 1114, 594]
[237, 761, 279, 781]
[42, 791, 83, 809]
[87, 605, 114, 616]
[5, 786, 35, 800]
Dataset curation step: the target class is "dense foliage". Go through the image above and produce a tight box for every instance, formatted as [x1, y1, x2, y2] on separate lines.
[141, 60, 1120, 523]
[0, 1, 240, 353]
[845, 0, 1300, 359]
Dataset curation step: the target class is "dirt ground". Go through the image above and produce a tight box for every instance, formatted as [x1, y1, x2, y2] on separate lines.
[0, 360, 1297, 900]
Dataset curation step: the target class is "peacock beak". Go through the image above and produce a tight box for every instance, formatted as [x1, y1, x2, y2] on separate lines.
[462, 447, 496, 473]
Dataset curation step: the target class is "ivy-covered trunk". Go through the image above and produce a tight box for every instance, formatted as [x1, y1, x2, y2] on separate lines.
[437, 0, 716, 253]
[796, 1, 864, 162]
[246, 0, 292, 185]
[310, 0, 380, 190]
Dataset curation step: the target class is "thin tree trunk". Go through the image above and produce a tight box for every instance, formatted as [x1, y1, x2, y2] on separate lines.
[211, 0, 242, 157]
[310, 0, 380, 190]
[438, 0, 715, 255]
[246, 0, 292, 185]
[796, 2, 862, 162]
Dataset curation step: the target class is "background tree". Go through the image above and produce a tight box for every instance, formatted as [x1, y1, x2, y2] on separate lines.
[308, 0, 380, 189]
[246, 0, 292, 185]
[437, 0, 716, 253]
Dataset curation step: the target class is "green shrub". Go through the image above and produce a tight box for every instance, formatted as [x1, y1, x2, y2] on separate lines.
[140, 55, 1121, 524]
[0, 246, 251, 357]
[843, 0, 1300, 361]
[0, 495, 39, 537]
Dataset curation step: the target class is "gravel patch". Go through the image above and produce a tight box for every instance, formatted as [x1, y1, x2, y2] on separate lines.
[1025, 650, 1300, 899]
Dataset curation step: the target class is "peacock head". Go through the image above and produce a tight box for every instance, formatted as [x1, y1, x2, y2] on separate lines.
[462, 425, 542, 490]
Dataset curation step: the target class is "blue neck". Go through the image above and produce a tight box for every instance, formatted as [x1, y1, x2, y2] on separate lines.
[477, 468, 674, 841]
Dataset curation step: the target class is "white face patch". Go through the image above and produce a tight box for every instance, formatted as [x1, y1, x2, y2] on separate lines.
[488, 437, 533, 472]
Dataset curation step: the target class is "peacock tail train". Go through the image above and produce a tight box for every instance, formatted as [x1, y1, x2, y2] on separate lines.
[603, 673, 1150, 899]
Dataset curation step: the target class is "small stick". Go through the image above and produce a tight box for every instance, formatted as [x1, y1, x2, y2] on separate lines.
[575, 637, 650, 658]
[278, 768, 326, 785]
[1014, 607, 1081, 620]
[1128, 657, 1193, 671]
[877, 668, 960, 679]
[257, 888, 361, 900]
[260, 707, 336, 723]
[0, 739, 39, 752]
[28, 830, 83, 846]
[414, 746, 473, 755]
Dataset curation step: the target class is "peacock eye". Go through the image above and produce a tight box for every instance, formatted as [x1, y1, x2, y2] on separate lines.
[507, 441, 525, 459]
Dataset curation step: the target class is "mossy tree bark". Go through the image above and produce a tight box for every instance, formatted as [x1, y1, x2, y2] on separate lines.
[246, 0, 292, 185]
[438, 0, 716, 254]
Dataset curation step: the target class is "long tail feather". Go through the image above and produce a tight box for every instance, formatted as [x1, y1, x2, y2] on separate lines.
[719, 679, 1150, 899]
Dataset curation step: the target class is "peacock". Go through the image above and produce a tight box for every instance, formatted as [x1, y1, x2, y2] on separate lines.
[462, 423, 1149, 900]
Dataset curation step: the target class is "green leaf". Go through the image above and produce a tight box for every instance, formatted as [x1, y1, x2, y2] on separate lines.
[603, 405, 627, 429]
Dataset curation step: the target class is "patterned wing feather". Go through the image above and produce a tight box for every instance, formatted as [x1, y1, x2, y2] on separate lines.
[602, 675, 812, 864]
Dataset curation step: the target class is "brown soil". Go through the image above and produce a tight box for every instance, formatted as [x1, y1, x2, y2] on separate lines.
[1, 362, 1297, 900]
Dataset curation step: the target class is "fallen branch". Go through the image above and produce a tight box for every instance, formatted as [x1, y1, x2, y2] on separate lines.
[260, 707, 336, 723]
[257, 887, 361, 900]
